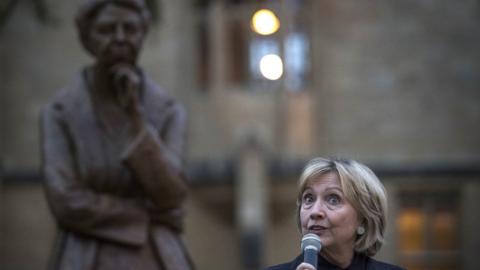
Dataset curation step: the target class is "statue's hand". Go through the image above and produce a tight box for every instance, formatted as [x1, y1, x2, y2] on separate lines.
[112, 64, 140, 108]
[111, 64, 144, 131]
[145, 200, 185, 232]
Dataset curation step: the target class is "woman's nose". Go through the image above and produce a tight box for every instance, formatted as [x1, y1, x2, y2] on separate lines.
[309, 200, 326, 219]
[114, 25, 126, 41]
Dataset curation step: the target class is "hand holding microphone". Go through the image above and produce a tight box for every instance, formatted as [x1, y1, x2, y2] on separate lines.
[298, 233, 321, 270]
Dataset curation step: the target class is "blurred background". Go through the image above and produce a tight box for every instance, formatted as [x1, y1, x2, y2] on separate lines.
[1, 0, 480, 270]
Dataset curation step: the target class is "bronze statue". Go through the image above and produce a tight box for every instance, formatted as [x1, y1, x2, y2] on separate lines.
[41, 0, 193, 269]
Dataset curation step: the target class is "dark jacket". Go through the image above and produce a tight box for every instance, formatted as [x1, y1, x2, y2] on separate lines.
[265, 253, 405, 270]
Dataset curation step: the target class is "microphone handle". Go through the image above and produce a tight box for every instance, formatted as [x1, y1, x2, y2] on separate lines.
[304, 246, 318, 269]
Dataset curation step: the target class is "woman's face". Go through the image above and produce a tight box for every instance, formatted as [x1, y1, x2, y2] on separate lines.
[88, 3, 145, 67]
[299, 172, 360, 253]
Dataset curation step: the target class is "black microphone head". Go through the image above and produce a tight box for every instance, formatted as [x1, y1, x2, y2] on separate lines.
[301, 233, 321, 252]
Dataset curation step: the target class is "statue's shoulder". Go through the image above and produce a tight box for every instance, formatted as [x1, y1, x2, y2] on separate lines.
[44, 72, 89, 115]
[142, 73, 172, 101]
[142, 72, 183, 111]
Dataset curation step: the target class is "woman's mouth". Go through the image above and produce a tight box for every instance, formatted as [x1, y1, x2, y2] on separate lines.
[308, 225, 327, 234]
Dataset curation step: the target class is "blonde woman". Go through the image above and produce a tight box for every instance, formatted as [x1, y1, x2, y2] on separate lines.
[266, 157, 405, 270]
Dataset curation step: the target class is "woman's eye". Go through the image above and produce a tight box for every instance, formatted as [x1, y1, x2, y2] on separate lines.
[124, 23, 137, 34]
[326, 194, 341, 205]
[302, 193, 315, 205]
[96, 24, 114, 34]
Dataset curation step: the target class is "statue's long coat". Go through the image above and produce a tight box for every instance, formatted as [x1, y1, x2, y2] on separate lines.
[41, 70, 193, 270]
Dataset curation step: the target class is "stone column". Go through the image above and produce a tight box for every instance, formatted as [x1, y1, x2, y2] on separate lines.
[235, 137, 268, 270]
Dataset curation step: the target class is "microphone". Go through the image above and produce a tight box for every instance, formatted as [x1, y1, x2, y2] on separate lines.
[301, 233, 321, 269]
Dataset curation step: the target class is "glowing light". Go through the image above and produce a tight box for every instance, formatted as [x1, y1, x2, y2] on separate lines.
[251, 9, 280, 35]
[259, 54, 283, 80]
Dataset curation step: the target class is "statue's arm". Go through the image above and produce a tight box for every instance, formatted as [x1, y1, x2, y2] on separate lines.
[41, 104, 149, 246]
[122, 102, 188, 210]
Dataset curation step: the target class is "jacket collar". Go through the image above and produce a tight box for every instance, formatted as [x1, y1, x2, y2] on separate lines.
[289, 252, 368, 270]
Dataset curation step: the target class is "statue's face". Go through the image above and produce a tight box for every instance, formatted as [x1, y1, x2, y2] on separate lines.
[88, 3, 145, 67]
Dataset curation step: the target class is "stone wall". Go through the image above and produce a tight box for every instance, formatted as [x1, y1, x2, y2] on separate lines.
[311, 0, 480, 163]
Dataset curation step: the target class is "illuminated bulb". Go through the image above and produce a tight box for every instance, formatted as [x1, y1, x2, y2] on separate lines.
[251, 9, 280, 35]
[259, 54, 283, 80]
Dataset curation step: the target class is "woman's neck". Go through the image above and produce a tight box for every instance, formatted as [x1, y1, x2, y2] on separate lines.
[320, 247, 355, 269]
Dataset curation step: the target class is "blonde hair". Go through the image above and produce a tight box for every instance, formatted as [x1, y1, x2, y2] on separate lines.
[296, 157, 387, 256]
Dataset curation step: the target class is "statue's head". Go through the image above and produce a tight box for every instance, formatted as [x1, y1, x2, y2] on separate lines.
[75, 0, 151, 67]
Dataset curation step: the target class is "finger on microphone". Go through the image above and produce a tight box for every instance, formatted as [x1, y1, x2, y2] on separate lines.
[296, 262, 316, 270]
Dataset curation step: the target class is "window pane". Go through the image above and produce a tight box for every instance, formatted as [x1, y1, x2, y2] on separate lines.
[403, 260, 459, 270]
[227, 18, 248, 84]
[249, 38, 280, 80]
[431, 260, 460, 270]
[397, 208, 425, 252]
[432, 210, 457, 251]
[284, 32, 309, 91]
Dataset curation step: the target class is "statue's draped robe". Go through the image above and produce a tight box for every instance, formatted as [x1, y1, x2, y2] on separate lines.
[41, 70, 193, 270]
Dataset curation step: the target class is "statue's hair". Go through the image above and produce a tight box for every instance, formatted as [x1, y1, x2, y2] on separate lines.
[75, 0, 151, 55]
[296, 157, 388, 256]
